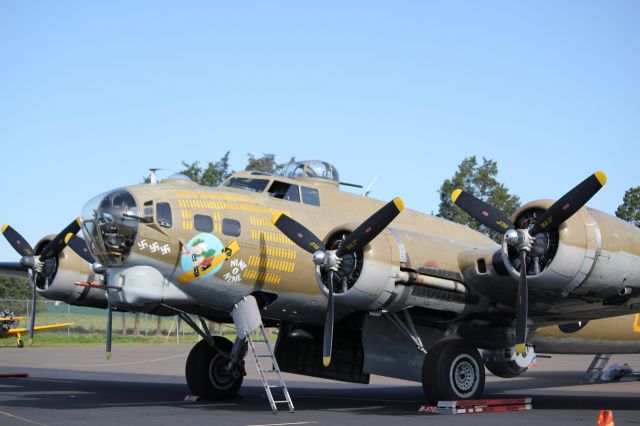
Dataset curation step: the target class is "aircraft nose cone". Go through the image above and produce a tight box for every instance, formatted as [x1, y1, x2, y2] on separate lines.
[81, 189, 140, 266]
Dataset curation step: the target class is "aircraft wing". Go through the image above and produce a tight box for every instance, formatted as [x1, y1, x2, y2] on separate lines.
[5, 323, 74, 335]
[0, 261, 28, 279]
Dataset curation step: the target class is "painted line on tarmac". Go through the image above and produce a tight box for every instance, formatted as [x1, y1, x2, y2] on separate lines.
[292, 394, 421, 404]
[244, 422, 319, 426]
[42, 353, 188, 368]
[0, 409, 47, 426]
[101, 401, 238, 407]
[0, 354, 189, 369]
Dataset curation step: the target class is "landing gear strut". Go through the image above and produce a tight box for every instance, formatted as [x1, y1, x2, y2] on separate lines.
[421, 337, 485, 403]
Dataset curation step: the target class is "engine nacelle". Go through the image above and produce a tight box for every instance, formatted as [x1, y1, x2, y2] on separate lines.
[503, 200, 640, 297]
[106, 265, 194, 312]
[32, 236, 107, 309]
[315, 226, 401, 312]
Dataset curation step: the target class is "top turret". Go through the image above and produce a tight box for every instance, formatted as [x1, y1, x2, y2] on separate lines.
[282, 160, 340, 184]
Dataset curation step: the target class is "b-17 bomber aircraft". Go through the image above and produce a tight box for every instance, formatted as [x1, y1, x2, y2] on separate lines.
[1, 160, 639, 404]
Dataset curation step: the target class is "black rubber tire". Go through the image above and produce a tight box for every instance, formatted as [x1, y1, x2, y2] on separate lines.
[421, 337, 485, 404]
[484, 356, 528, 378]
[185, 337, 243, 400]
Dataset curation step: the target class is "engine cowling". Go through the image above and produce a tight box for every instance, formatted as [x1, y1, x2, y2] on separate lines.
[315, 225, 401, 312]
[32, 236, 107, 308]
[503, 200, 640, 297]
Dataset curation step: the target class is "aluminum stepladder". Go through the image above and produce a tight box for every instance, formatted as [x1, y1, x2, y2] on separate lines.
[583, 353, 613, 383]
[231, 295, 294, 413]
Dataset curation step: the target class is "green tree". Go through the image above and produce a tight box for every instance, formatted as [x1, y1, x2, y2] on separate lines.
[438, 156, 520, 241]
[615, 186, 640, 227]
[0, 276, 33, 314]
[181, 151, 232, 186]
[245, 153, 294, 174]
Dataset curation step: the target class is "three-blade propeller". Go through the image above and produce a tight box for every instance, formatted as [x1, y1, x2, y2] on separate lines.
[272, 197, 404, 367]
[1, 219, 83, 344]
[451, 171, 607, 354]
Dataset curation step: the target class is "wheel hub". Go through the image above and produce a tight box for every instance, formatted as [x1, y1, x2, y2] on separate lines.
[450, 354, 479, 396]
[209, 355, 236, 389]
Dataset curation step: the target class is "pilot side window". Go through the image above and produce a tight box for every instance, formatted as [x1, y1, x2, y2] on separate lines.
[301, 186, 320, 206]
[267, 181, 300, 202]
[194, 214, 213, 232]
[157, 202, 172, 228]
[223, 177, 269, 193]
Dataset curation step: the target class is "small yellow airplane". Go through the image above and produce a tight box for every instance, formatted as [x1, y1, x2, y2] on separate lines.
[0, 311, 73, 347]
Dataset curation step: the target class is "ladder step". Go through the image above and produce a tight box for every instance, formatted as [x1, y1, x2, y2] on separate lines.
[268, 385, 283, 388]
[251, 340, 268, 343]
[274, 400, 291, 404]
[263, 369, 278, 373]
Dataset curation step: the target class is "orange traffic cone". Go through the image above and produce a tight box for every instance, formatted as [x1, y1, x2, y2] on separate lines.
[597, 410, 614, 426]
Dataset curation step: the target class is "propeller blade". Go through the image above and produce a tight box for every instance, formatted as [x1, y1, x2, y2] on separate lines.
[529, 171, 607, 236]
[515, 250, 528, 355]
[40, 218, 82, 260]
[322, 270, 335, 367]
[106, 298, 113, 360]
[65, 234, 96, 264]
[272, 213, 325, 254]
[335, 197, 404, 258]
[450, 189, 514, 234]
[28, 282, 37, 344]
[1, 224, 34, 257]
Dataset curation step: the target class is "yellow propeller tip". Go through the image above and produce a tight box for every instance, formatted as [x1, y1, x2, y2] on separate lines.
[595, 170, 607, 186]
[322, 356, 331, 367]
[75, 217, 82, 227]
[1, 224, 7, 233]
[64, 233, 73, 244]
[393, 197, 405, 212]
[451, 189, 463, 203]
[515, 343, 526, 355]
[271, 212, 283, 225]
[106, 352, 112, 360]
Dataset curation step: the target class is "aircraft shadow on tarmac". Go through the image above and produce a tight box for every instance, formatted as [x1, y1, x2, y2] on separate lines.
[0, 369, 638, 416]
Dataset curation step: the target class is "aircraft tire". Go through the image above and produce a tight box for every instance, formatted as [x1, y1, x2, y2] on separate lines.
[185, 337, 243, 400]
[421, 337, 485, 404]
[483, 353, 528, 378]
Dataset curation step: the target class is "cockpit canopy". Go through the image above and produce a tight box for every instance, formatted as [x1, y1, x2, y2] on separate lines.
[282, 160, 340, 183]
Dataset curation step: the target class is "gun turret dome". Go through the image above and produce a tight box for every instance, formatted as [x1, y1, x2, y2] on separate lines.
[282, 160, 340, 183]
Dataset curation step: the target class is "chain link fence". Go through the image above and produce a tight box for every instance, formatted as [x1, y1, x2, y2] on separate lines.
[0, 299, 242, 344]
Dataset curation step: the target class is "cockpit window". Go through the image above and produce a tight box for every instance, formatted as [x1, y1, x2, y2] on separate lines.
[157, 202, 172, 228]
[268, 181, 300, 202]
[223, 177, 269, 193]
[301, 186, 320, 206]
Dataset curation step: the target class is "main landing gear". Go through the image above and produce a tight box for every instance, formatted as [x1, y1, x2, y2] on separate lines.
[185, 337, 245, 400]
[421, 337, 485, 403]
[172, 311, 247, 400]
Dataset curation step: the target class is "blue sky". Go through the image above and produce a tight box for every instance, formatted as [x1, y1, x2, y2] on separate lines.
[1, 1, 638, 260]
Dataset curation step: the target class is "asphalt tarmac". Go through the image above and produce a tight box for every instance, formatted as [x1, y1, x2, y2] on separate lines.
[0, 344, 638, 426]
